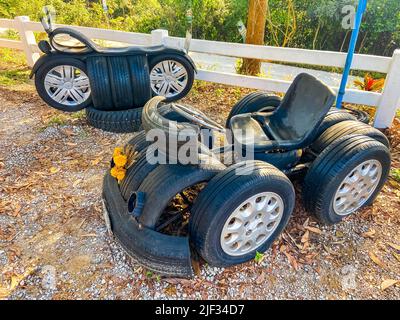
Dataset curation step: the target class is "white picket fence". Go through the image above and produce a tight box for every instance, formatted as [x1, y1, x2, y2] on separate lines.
[0, 16, 399, 128]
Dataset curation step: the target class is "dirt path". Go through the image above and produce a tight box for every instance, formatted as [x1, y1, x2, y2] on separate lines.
[0, 83, 399, 300]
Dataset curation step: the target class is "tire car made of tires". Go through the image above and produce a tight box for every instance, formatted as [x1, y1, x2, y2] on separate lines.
[189, 161, 295, 267]
[303, 135, 391, 225]
[35, 58, 92, 112]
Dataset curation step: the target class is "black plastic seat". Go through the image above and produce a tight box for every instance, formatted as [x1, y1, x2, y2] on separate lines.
[230, 73, 336, 152]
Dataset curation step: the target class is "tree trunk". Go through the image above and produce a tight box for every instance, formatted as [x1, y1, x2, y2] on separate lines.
[239, 0, 267, 76]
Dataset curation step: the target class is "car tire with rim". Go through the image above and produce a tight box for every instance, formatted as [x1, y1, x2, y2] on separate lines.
[35, 58, 92, 112]
[226, 93, 282, 128]
[303, 135, 391, 225]
[149, 54, 195, 102]
[189, 161, 295, 267]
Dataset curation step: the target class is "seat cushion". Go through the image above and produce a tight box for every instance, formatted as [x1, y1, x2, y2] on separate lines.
[230, 114, 271, 146]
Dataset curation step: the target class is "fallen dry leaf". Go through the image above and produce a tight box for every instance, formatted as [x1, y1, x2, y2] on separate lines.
[49, 167, 60, 174]
[283, 251, 299, 271]
[0, 287, 10, 299]
[256, 272, 266, 285]
[381, 279, 399, 291]
[369, 251, 385, 268]
[301, 230, 310, 244]
[164, 285, 177, 296]
[362, 229, 376, 238]
[387, 242, 400, 251]
[91, 158, 102, 166]
[305, 226, 322, 235]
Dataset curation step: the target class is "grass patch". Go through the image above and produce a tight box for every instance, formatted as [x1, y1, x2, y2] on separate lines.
[0, 48, 30, 86]
[70, 110, 86, 120]
[391, 169, 400, 183]
[45, 115, 69, 127]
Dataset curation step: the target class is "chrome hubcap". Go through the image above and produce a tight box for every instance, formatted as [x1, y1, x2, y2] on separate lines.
[44, 65, 91, 106]
[220, 192, 284, 256]
[333, 159, 382, 216]
[150, 60, 188, 98]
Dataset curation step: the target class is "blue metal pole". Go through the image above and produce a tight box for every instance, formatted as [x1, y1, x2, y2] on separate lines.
[336, 0, 368, 108]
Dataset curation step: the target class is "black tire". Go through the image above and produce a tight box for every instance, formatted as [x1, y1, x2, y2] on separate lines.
[125, 131, 150, 153]
[137, 159, 226, 229]
[128, 55, 152, 108]
[226, 93, 281, 128]
[189, 161, 295, 267]
[311, 120, 390, 154]
[108, 57, 134, 110]
[316, 110, 357, 136]
[86, 57, 114, 110]
[149, 54, 195, 102]
[86, 107, 142, 133]
[343, 107, 370, 124]
[119, 146, 160, 201]
[35, 58, 92, 112]
[303, 135, 391, 225]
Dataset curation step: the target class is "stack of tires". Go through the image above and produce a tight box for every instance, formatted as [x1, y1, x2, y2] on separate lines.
[85, 55, 151, 133]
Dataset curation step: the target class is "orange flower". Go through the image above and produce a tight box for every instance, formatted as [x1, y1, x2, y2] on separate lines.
[113, 154, 128, 167]
[110, 166, 119, 178]
[110, 166, 126, 182]
[113, 147, 124, 157]
[116, 168, 126, 182]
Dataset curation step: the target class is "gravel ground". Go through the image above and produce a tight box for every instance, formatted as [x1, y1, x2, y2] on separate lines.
[0, 81, 399, 300]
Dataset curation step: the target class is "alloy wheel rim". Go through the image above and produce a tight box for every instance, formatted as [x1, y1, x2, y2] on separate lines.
[333, 159, 382, 216]
[220, 192, 284, 256]
[44, 65, 91, 106]
[150, 60, 188, 98]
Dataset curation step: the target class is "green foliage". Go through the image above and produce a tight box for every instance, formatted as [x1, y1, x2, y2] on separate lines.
[254, 251, 264, 264]
[0, 48, 29, 86]
[0, 0, 398, 56]
[391, 169, 400, 183]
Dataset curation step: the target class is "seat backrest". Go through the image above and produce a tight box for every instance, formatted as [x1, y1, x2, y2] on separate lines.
[269, 73, 335, 145]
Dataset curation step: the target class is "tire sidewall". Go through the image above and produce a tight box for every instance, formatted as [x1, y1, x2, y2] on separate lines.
[35, 58, 91, 112]
[149, 54, 194, 102]
[316, 147, 390, 224]
[200, 178, 295, 266]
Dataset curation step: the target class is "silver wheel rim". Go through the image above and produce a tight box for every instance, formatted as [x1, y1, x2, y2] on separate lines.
[333, 159, 382, 216]
[150, 60, 188, 98]
[220, 192, 284, 256]
[44, 65, 91, 107]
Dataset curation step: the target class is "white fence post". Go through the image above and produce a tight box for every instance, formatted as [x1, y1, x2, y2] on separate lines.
[151, 29, 168, 45]
[374, 49, 400, 128]
[15, 16, 40, 67]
